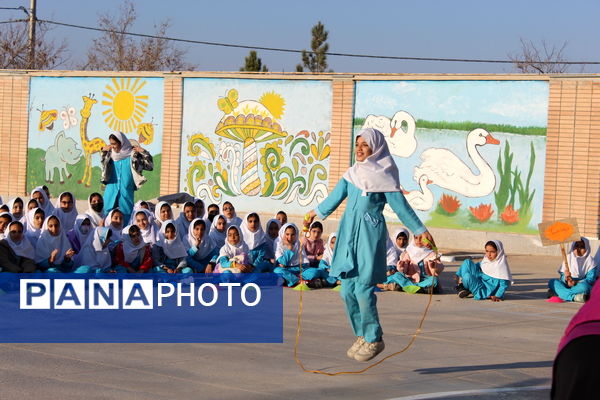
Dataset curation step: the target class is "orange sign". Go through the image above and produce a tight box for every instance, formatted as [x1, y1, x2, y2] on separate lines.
[538, 218, 580, 246]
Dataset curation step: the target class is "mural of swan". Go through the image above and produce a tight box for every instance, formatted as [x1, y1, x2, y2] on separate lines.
[413, 128, 500, 198]
[404, 174, 434, 211]
[362, 111, 417, 158]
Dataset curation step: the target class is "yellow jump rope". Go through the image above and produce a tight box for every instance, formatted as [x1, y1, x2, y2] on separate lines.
[293, 214, 437, 376]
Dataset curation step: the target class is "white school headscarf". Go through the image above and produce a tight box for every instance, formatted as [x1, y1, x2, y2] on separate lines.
[74, 227, 112, 269]
[209, 214, 228, 249]
[481, 240, 513, 281]
[156, 220, 188, 259]
[25, 207, 44, 245]
[154, 201, 172, 226]
[7, 197, 25, 223]
[406, 239, 434, 264]
[121, 225, 147, 264]
[72, 214, 93, 247]
[275, 223, 307, 265]
[240, 213, 267, 250]
[175, 202, 196, 240]
[128, 200, 154, 225]
[186, 218, 215, 259]
[5, 221, 35, 259]
[392, 228, 409, 252]
[343, 128, 401, 194]
[562, 237, 596, 279]
[194, 198, 207, 219]
[110, 131, 133, 161]
[104, 209, 124, 242]
[85, 193, 105, 227]
[52, 192, 78, 231]
[34, 216, 72, 264]
[132, 209, 157, 245]
[322, 232, 337, 265]
[265, 218, 281, 249]
[30, 186, 54, 214]
[219, 225, 249, 259]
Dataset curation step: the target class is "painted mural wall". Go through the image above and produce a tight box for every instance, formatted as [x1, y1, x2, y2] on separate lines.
[180, 78, 332, 215]
[354, 80, 549, 234]
[27, 77, 163, 201]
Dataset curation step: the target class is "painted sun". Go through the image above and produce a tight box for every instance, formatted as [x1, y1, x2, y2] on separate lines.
[101, 77, 148, 133]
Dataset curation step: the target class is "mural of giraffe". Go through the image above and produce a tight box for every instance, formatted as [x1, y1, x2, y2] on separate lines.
[78, 94, 107, 187]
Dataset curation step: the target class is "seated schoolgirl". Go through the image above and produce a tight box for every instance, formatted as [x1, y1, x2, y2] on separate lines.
[84, 192, 105, 227]
[206, 203, 220, 222]
[185, 218, 217, 273]
[548, 238, 596, 303]
[73, 227, 114, 273]
[133, 209, 157, 245]
[265, 218, 281, 263]
[0, 205, 7, 213]
[303, 221, 325, 268]
[456, 240, 512, 301]
[34, 216, 86, 273]
[240, 213, 274, 272]
[273, 223, 308, 287]
[152, 220, 192, 273]
[154, 201, 173, 229]
[194, 198, 206, 221]
[275, 210, 288, 226]
[386, 228, 409, 274]
[222, 201, 242, 227]
[215, 225, 252, 274]
[0, 221, 36, 273]
[53, 191, 78, 231]
[7, 197, 25, 224]
[104, 209, 125, 244]
[0, 212, 13, 240]
[175, 201, 196, 240]
[66, 215, 93, 254]
[30, 186, 54, 215]
[113, 225, 153, 273]
[26, 198, 39, 212]
[379, 238, 443, 293]
[209, 214, 228, 249]
[24, 207, 45, 246]
[317, 232, 340, 287]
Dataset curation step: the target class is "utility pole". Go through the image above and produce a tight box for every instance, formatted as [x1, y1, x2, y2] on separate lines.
[28, 0, 36, 69]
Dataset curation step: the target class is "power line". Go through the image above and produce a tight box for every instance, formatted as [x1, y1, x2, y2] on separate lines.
[24, 17, 600, 66]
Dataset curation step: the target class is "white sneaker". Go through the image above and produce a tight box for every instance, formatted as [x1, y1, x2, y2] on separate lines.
[346, 336, 365, 359]
[354, 339, 385, 362]
[573, 293, 587, 303]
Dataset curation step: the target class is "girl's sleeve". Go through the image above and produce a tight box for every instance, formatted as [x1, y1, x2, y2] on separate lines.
[494, 279, 510, 298]
[138, 149, 154, 171]
[318, 259, 330, 270]
[152, 246, 164, 267]
[218, 256, 232, 268]
[584, 269, 597, 285]
[187, 245, 198, 257]
[277, 249, 297, 267]
[315, 179, 348, 220]
[384, 191, 427, 235]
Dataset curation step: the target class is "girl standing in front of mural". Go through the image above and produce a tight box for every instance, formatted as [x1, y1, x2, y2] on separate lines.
[455, 240, 512, 301]
[101, 132, 153, 224]
[548, 238, 596, 303]
[304, 128, 436, 362]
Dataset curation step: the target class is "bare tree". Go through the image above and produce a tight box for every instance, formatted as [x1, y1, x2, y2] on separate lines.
[0, 20, 68, 69]
[509, 38, 571, 74]
[82, 1, 195, 71]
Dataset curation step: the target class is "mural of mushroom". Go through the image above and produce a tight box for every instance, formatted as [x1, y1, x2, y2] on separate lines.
[215, 89, 287, 196]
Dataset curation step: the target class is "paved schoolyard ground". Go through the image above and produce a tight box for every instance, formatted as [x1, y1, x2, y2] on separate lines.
[0, 253, 574, 399]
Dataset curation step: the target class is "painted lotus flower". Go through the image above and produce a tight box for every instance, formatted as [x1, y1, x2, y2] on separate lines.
[438, 194, 461, 215]
[500, 205, 519, 225]
[469, 203, 494, 222]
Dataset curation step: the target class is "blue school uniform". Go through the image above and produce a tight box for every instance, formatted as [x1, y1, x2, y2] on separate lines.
[318, 258, 338, 286]
[187, 246, 218, 273]
[152, 244, 193, 274]
[248, 242, 274, 273]
[457, 259, 510, 299]
[549, 270, 596, 302]
[104, 157, 135, 224]
[386, 260, 438, 290]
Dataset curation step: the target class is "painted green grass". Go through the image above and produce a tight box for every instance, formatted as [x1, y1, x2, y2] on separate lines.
[27, 148, 162, 201]
[353, 117, 546, 136]
[426, 208, 538, 235]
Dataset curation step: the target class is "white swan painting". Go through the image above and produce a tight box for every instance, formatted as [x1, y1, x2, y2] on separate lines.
[384, 174, 434, 219]
[413, 128, 500, 198]
[362, 111, 417, 158]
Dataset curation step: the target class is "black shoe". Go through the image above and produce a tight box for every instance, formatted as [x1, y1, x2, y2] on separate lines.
[455, 283, 465, 293]
[547, 288, 556, 298]
[458, 289, 471, 298]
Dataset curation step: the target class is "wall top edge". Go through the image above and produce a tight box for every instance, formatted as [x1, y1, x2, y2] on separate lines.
[4, 69, 594, 81]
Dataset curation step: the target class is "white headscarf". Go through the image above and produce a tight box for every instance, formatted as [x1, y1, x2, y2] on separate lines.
[129, 201, 154, 225]
[110, 131, 133, 161]
[562, 237, 596, 279]
[5, 221, 35, 259]
[74, 227, 112, 269]
[24, 207, 45, 246]
[71, 214, 93, 248]
[52, 192, 78, 231]
[104, 209, 124, 242]
[186, 217, 215, 260]
[209, 214, 228, 249]
[194, 198, 207, 219]
[121, 225, 146, 264]
[154, 201, 172, 226]
[481, 240, 512, 281]
[30, 186, 54, 215]
[34, 216, 72, 264]
[406, 240, 434, 264]
[7, 197, 25, 223]
[240, 213, 267, 250]
[265, 218, 281, 251]
[275, 223, 307, 265]
[219, 225, 249, 259]
[0, 211, 13, 239]
[132, 209, 157, 245]
[343, 128, 401, 194]
[85, 193, 105, 227]
[156, 220, 188, 259]
[322, 232, 337, 265]
[175, 202, 196, 240]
